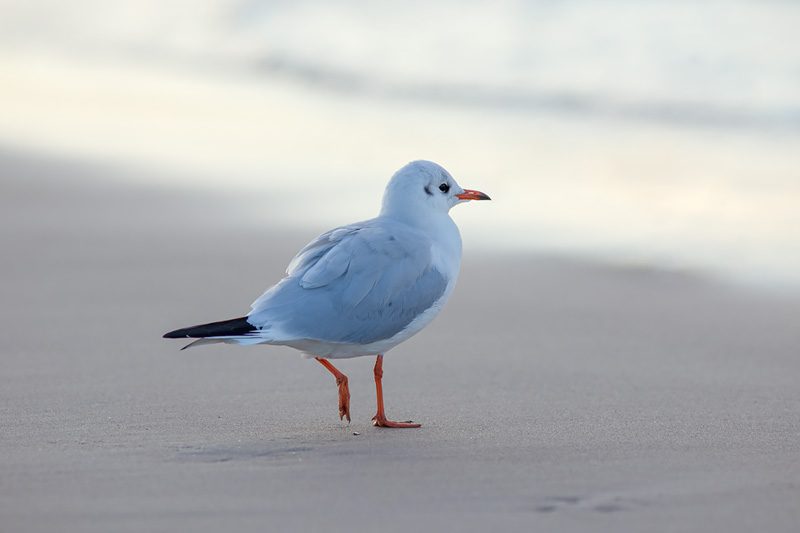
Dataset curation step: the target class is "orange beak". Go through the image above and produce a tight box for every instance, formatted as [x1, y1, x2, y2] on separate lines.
[456, 189, 491, 201]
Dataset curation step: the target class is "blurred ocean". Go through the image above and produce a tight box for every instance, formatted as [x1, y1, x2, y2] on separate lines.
[1, 0, 799, 286]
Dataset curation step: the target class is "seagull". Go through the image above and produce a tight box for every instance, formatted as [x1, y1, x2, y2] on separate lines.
[164, 160, 490, 427]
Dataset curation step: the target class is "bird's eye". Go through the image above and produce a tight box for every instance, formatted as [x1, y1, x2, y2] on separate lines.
[439, 183, 450, 193]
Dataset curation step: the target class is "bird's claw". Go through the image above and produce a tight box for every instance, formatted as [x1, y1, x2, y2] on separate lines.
[336, 376, 350, 423]
[372, 413, 420, 428]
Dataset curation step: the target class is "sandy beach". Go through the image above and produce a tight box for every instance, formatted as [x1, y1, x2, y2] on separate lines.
[2, 149, 799, 532]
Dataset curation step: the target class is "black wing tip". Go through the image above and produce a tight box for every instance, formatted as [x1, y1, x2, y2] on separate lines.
[163, 329, 189, 339]
[163, 316, 255, 339]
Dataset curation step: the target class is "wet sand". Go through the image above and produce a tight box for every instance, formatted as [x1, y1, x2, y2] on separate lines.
[1, 150, 799, 532]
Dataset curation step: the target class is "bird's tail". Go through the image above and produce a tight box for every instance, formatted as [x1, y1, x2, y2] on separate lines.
[163, 316, 261, 350]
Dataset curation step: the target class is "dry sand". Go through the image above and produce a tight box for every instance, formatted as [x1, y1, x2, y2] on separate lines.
[1, 149, 799, 532]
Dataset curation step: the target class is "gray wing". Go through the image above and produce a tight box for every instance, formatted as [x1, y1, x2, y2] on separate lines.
[248, 219, 448, 344]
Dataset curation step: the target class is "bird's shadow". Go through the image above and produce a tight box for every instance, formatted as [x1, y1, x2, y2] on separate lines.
[175, 443, 315, 464]
[531, 494, 649, 514]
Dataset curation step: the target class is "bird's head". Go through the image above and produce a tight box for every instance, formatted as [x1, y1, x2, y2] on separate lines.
[380, 160, 490, 222]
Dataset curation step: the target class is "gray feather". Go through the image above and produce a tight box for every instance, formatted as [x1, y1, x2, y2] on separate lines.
[249, 219, 448, 344]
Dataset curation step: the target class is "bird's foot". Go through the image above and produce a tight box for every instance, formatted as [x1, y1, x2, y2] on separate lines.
[336, 375, 350, 423]
[370, 354, 419, 428]
[372, 412, 420, 428]
[316, 358, 351, 423]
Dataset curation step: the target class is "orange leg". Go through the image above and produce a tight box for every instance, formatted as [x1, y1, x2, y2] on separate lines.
[316, 358, 350, 422]
[372, 354, 420, 428]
